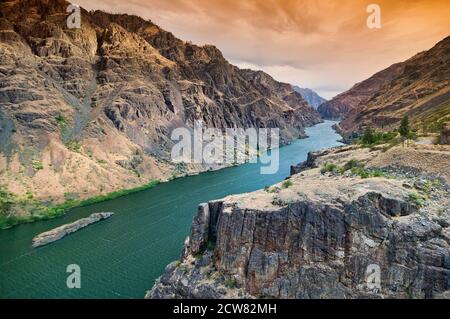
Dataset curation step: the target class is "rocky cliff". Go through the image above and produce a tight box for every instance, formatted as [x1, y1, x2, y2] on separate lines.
[0, 0, 320, 209]
[318, 36, 450, 135]
[149, 143, 450, 299]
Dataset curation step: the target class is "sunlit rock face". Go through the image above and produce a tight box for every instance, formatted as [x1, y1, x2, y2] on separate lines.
[0, 0, 320, 203]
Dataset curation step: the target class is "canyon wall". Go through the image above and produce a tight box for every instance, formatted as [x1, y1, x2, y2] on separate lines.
[149, 145, 450, 299]
[0, 0, 320, 206]
[318, 36, 450, 137]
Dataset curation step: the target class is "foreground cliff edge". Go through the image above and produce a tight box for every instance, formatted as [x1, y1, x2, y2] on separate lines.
[148, 143, 450, 299]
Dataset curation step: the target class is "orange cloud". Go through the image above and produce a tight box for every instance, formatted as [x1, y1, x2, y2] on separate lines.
[76, 0, 450, 98]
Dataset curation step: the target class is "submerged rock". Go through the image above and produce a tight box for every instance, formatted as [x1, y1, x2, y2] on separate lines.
[32, 212, 114, 248]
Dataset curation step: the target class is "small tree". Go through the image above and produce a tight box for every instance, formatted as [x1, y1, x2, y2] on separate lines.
[399, 116, 410, 138]
[362, 128, 375, 145]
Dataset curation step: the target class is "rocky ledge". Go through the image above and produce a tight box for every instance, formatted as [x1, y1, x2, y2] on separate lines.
[148, 144, 449, 299]
[32, 212, 114, 247]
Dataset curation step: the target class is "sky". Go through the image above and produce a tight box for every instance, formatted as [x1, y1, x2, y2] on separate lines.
[76, 0, 450, 99]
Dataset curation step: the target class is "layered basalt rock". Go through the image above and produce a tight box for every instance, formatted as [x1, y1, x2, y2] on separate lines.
[0, 0, 320, 205]
[149, 146, 450, 299]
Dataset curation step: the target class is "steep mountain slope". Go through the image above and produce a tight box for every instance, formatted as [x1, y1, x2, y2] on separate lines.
[0, 0, 320, 209]
[292, 86, 327, 109]
[319, 36, 450, 131]
[317, 63, 405, 120]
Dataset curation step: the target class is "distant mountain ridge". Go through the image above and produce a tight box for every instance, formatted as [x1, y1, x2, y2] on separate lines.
[319, 36, 450, 136]
[292, 86, 327, 109]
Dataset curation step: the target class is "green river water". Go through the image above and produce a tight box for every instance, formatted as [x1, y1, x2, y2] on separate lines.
[0, 121, 342, 298]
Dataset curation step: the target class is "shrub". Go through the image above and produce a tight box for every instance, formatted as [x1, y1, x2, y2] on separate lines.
[194, 254, 203, 261]
[358, 129, 398, 147]
[423, 181, 433, 195]
[399, 116, 410, 138]
[32, 160, 44, 171]
[0, 186, 15, 215]
[371, 170, 385, 177]
[281, 180, 293, 189]
[320, 163, 338, 174]
[351, 167, 370, 178]
[425, 116, 450, 133]
[344, 159, 361, 171]
[25, 190, 34, 200]
[66, 140, 81, 152]
[361, 128, 376, 145]
[409, 192, 424, 207]
[179, 266, 189, 274]
[224, 279, 237, 289]
[55, 115, 69, 127]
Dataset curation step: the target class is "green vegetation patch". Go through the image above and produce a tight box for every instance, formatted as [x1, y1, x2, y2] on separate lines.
[224, 278, 238, 289]
[32, 160, 44, 171]
[321, 160, 388, 179]
[357, 128, 399, 147]
[0, 180, 160, 230]
[55, 115, 69, 128]
[281, 180, 293, 189]
[354, 116, 421, 148]
[415, 100, 450, 133]
[66, 140, 82, 152]
[320, 163, 346, 174]
[408, 192, 425, 207]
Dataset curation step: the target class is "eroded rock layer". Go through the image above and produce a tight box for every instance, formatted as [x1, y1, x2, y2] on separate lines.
[149, 145, 450, 299]
[0, 0, 320, 205]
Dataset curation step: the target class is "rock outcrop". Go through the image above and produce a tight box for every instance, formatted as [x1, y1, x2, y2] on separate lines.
[32, 212, 113, 247]
[149, 145, 450, 299]
[0, 0, 320, 211]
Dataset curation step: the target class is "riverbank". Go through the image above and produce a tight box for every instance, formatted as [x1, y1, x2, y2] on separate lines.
[0, 180, 160, 230]
[0, 121, 342, 298]
[149, 142, 450, 299]
[0, 121, 325, 231]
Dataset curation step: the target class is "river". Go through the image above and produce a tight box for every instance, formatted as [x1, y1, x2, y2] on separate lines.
[0, 120, 342, 298]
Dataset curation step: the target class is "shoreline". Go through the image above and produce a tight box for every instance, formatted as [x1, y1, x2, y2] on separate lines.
[0, 180, 160, 230]
[0, 121, 336, 231]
